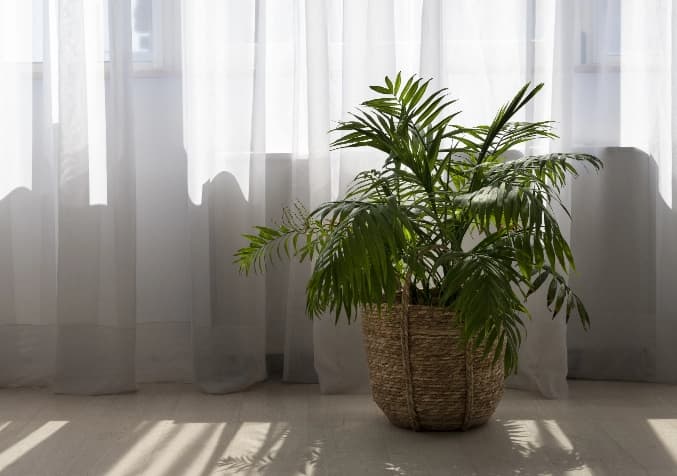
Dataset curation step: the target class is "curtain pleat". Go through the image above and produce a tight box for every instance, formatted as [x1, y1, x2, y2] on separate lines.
[53, 0, 136, 395]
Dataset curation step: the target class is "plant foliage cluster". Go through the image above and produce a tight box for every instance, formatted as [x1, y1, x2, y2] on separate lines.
[236, 74, 601, 373]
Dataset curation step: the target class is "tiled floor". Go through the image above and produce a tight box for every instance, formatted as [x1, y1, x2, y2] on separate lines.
[0, 380, 676, 475]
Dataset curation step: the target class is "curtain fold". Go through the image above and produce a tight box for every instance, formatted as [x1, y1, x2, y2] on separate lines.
[181, 0, 268, 394]
[567, 0, 677, 385]
[1, 0, 676, 397]
[53, 0, 136, 394]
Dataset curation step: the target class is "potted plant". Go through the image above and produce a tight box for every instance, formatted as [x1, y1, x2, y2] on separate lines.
[235, 74, 601, 431]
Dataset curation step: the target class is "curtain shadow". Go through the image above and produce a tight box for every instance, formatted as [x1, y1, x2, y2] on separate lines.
[566, 147, 677, 385]
[651, 147, 677, 382]
[186, 151, 320, 393]
[188, 168, 267, 394]
[568, 147, 658, 381]
[0, 186, 56, 388]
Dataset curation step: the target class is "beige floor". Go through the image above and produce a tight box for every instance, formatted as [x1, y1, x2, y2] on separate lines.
[0, 381, 676, 475]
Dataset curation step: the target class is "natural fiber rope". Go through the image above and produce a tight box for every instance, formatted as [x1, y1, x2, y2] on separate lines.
[399, 281, 421, 431]
[461, 340, 474, 430]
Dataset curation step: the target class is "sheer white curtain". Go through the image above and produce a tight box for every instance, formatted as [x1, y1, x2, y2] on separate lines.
[0, 0, 50, 386]
[181, 0, 268, 393]
[623, 0, 677, 383]
[2, 0, 676, 396]
[0, 0, 135, 393]
[53, 0, 136, 394]
[567, 0, 677, 384]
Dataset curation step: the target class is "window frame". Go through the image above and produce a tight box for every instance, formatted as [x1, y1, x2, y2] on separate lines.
[573, 0, 621, 72]
[32, 0, 181, 79]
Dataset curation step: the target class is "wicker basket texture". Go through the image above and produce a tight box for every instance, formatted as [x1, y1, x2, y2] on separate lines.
[362, 304, 504, 431]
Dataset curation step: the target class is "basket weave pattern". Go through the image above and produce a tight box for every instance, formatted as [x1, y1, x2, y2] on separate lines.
[361, 304, 504, 431]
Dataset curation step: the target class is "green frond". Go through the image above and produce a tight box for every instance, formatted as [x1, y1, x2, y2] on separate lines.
[235, 74, 602, 375]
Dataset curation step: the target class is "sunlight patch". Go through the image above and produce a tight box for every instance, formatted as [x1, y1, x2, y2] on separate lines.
[0, 420, 67, 471]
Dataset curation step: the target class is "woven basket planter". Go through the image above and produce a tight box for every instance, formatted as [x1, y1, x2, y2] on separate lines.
[361, 303, 504, 431]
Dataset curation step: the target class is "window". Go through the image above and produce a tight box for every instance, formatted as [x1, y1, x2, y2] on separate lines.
[32, 0, 178, 73]
[575, 0, 620, 68]
[131, 0, 153, 62]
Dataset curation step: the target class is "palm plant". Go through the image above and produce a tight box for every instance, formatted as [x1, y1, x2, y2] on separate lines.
[236, 74, 601, 374]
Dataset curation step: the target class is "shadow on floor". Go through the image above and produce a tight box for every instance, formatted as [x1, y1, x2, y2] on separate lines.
[1, 381, 676, 475]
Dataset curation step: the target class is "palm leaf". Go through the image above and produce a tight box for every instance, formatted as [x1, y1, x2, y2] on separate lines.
[235, 74, 602, 374]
